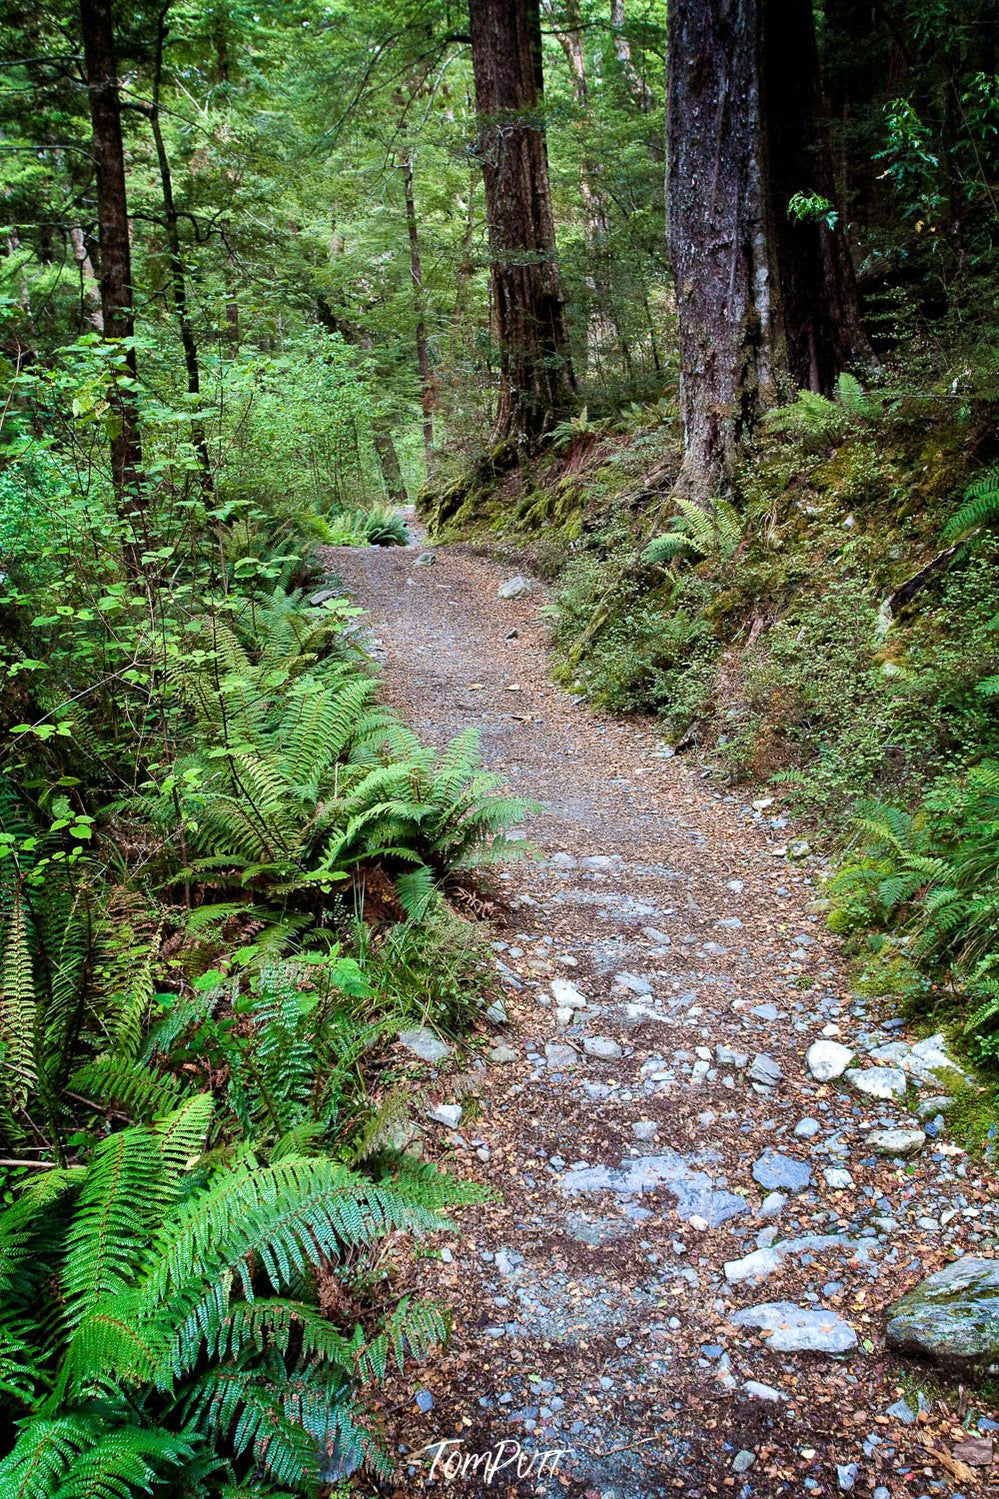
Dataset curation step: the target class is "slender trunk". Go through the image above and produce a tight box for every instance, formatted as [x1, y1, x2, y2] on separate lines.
[148, 4, 211, 486]
[315, 296, 407, 503]
[69, 225, 104, 330]
[610, 0, 663, 165]
[468, 0, 576, 441]
[373, 432, 407, 503]
[666, 0, 866, 499]
[610, 0, 655, 113]
[79, 0, 146, 563]
[542, 0, 632, 376]
[401, 150, 434, 466]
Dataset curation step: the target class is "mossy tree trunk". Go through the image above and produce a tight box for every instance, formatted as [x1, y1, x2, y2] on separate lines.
[468, 0, 576, 441]
[667, 0, 866, 501]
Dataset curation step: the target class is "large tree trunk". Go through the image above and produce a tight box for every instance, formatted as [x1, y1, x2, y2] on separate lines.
[666, 0, 866, 499]
[79, 0, 146, 559]
[468, 0, 575, 440]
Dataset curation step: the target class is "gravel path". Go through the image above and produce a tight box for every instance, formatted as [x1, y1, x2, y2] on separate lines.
[326, 529, 998, 1499]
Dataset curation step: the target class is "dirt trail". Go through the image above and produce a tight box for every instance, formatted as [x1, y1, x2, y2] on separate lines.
[327, 531, 998, 1499]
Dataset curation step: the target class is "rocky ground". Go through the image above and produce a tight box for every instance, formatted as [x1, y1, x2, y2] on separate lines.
[325, 527, 999, 1499]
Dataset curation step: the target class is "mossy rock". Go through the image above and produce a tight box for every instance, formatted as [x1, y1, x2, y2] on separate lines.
[886, 1257, 999, 1368]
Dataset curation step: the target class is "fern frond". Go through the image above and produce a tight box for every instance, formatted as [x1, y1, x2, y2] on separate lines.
[62, 1128, 164, 1321]
[941, 465, 999, 541]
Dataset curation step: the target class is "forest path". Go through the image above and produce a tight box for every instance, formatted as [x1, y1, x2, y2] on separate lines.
[326, 529, 996, 1499]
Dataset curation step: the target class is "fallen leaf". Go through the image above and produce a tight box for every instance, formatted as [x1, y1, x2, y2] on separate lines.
[952, 1437, 993, 1467]
[918, 1438, 976, 1483]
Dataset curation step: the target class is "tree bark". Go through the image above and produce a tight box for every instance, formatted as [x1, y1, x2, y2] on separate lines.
[372, 432, 407, 504]
[314, 296, 407, 503]
[69, 226, 104, 330]
[401, 150, 434, 466]
[468, 0, 576, 441]
[148, 3, 212, 487]
[79, 0, 146, 557]
[666, 0, 866, 500]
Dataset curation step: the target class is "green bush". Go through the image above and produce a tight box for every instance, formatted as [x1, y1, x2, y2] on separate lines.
[831, 761, 999, 1056]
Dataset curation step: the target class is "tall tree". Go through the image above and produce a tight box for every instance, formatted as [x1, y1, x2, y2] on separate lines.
[468, 0, 575, 440]
[79, 0, 145, 549]
[666, 0, 866, 498]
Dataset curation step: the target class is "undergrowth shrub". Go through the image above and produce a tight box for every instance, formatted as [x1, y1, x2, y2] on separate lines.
[831, 761, 999, 1059]
[549, 554, 719, 732]
[0, 1104, 478, 1493]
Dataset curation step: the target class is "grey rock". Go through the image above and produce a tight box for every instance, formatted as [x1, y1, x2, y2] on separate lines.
[717, 1044, 749, 1070]
[794, 1117, 822, 1139]
[806, 1040, 855, 1081]
[885, 1256, 999, 1366]
[866, 1127, 926, 1157]
[759, 1191, 788, 1218]
[725, 1248, 780, 1283]
[886, 1397, 917, 1425]
[787, 837, 811, 859]
[752, 1003, 779, 1021]
[398, 1027, 452, 1065]
[748, 1053, 782, 1087]
[615, 971, 653, 995]
[730, 1301, 857, 1354]
[915, 1094, 953, 1120]
[551, 978, 587, 1010]
[725, 1233, 875, 1285]
[632, 1120, 659, 1142]
[824, 1167, 854, 1190]
[415, 1389, 434, 1413]
[752, 1150, 813, 1193]
[742, 1380, 787, 1402]
[489, 1043, 518, 1064]
[583, 1036, 623, 1060]
[544, 1042, 578, 1069]
[837, 1462, 858, 1492]
[486, 998, 508, 1025]
[846, 1066, 907, 1100]
[425, 1103, 462, 1129]
[873, 1489, 891, 1499]
[560, 1150, 749, 1228]
[732, 1451, 755, 1473]
[414, 550, 436, 566]
[497, 574, 532, 599]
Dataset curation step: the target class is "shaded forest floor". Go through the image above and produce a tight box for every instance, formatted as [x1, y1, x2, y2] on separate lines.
[328, 525, 999, 1498]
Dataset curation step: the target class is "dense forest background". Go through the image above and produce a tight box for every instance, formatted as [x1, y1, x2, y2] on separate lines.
[0, 0, 998, 1493]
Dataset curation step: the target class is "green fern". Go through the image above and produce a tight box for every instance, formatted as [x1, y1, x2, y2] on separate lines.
[941, 465, 999, 541]
[642, 496, 743, 567]
[0, 1107, 480, 1495]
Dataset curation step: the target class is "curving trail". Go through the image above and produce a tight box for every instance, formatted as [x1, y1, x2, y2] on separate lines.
[327, 528, 997, 1499]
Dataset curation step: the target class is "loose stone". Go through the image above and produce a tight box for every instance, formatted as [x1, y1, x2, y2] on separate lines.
[806, 1039, 855, 1081]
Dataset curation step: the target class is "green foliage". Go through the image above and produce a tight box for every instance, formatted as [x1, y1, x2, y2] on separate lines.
[551, 553, 719, 730]
[941, 466, 999, 541]
[787, 191, 839, 230]
[832, 761, 999, 1056]
[0, 1109, 477, 1494]
[642, 497, 742, 566]
[320, 505, 409, 548]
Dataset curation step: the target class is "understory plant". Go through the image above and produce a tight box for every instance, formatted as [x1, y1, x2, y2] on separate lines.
[831, 760, 999, 1056]
[0, 1101, 476, 1495]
